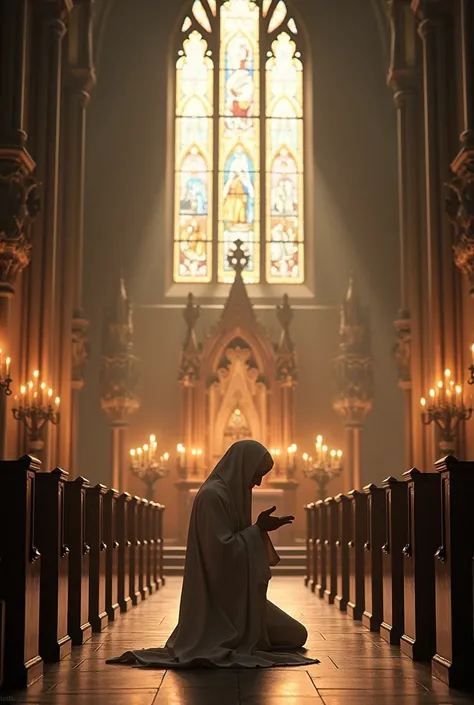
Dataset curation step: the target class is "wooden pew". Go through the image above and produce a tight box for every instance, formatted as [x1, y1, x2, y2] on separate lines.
[64, 476, 92, 645]
[138, 498, 149, 601]
[129, 496, 142, 605]
[401, 468, 441, 661]
[323, 497, 337, 605]
[0, 455, 43, 688]
[431, 456, 474, 688]
[313, 500, 326, 598]
[104, 488, 120, 623]
[335, 494, 350, 611]
[145, 501, 155, 596]
[347, 489, 367, 620]
[157, 503, 166, 587]
[35, 468, 72, 662]
[87, 483, 109, 632]
[362, 483, 385, 632]
[149, 502, 160, 592]
[380, 476, 408, 645]
[117, 492, 132, 612]
[0, 599, 4, 688]
[305, 503, 315, 588]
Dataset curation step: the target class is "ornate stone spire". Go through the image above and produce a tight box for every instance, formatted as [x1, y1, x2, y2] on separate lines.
[276, 294, 297, 385]
[179, 293, 202, 385]
[100, 275, 140, 426]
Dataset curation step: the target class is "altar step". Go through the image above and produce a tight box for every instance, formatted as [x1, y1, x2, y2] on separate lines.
[163, 545, 306, 576]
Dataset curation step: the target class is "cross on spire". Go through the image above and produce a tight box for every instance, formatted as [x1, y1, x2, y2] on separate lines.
[227, 239, 250, 276]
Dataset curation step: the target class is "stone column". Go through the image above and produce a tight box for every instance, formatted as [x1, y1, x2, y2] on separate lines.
[414, 0, 460, 462]
[447, 0, 474, 290]
[0, 0, 40, 458]
[387, 0, 425, 469]
[100, 277, 140, 490]
[60, 0, 96, 474]
[333, 277, 373, 493]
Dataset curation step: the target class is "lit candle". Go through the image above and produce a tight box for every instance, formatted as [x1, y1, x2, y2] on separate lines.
[5, 356, 10, 378]
[455, 384, 462, 408]
[471, 344, 474, 364]
[143, 443, 149, 464]
[163, 452, 169, 464]
[54, 396, 60, 410]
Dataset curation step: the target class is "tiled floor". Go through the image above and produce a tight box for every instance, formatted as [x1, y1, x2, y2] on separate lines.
[6, 577, 474, 704]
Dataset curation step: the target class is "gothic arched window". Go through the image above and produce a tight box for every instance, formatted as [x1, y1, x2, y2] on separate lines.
[174, 0, 305, 285]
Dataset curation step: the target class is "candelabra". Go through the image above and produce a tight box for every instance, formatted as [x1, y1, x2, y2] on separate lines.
[468, 345, 474, 385]
[302, 435, 343, 501]
[0, 351, 12, 396]
[130, 435, 170, 501]
[12, 370, 60, 454]
[421, 369, 472, 454]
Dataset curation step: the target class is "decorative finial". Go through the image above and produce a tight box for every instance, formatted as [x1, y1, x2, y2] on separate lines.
[227, 239, 250, 276]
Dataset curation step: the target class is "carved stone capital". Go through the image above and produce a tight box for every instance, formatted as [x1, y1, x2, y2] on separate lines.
[71, 315, 90, 390]
[446, 147, 474, 294]
[0, 148, 39, 294]
[393, 312, 412, 390]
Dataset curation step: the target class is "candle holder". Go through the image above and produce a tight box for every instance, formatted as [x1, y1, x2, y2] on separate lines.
[130, 435, 170, 501]
[12, 370, 60, 454]
[421, 369, 472, 454]
[286, 444, 298, 479]
[176, 443, 187, 480]
[0, 351, 12, 396]
[302, 435, 343, 501]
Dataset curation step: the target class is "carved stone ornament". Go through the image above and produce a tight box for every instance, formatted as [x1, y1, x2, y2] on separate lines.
[446, 149, 474, 294]
[100, 276, 140, 425]
[100, 354, 140, 426]
[393, 312, 412, 390]
[333, 276, 374, 426]
[333, 354, 374, 426]
[0, 156, 40, 291]
[276, 294, 297, 386]
[71, 316, 90, 390]
[179, 293, 201, 386]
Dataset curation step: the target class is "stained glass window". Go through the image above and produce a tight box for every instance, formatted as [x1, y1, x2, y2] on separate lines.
[174, 0, 305, 285]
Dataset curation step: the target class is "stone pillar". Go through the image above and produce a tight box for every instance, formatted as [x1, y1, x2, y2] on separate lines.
[0, 0, 40, 458]
[60, 0, 96, 474]
[414, 0, 461, 462]
[447, 0, 474, 290]
[100, 277, 140, 491]
[387, 0, 426, 470]
[333, 277, 373, 493]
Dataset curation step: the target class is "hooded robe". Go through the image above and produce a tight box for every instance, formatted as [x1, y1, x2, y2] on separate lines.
[106, 440, 319, 668]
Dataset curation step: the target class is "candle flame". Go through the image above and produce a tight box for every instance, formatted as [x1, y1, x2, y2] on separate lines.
[149, 434, 156, 443]
[420, 397, 426, 407]
[302, 453, 308, 461]
[130, 449, 136, 456]
[444, 369, 451, 378]
[163, 452, 170, 461]
[54, 396, 60, 406]
[429, 388, 435, 397]
[455, 385, 462, 394]
[33, 370, 39, 378]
